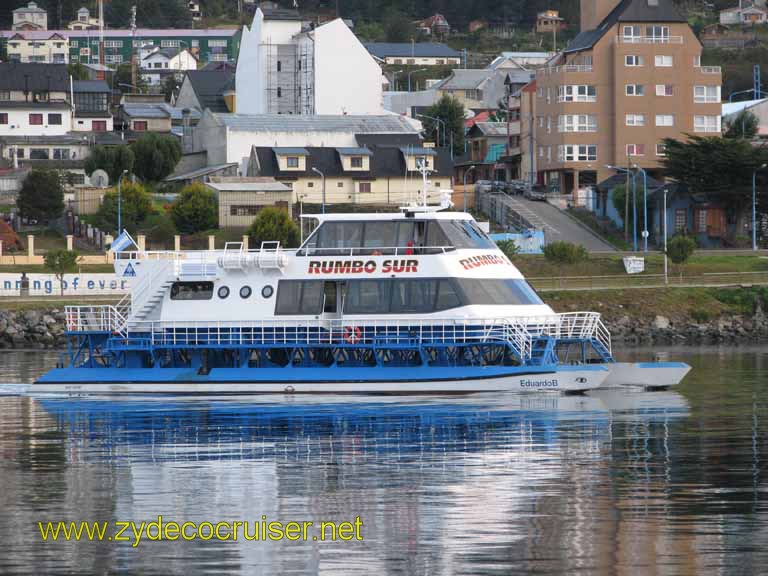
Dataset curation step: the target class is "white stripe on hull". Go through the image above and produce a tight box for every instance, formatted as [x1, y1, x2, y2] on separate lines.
[31, 369, 608, 396]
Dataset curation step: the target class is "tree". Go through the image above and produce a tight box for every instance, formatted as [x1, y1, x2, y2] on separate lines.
[162, 74, 181, 102]
[130, 133, 182, 182]
[170, 184, 218, 233]
[44, 249, 79, 295]
[84, 145, 135, 183]
[248, 207, 300, 249]
[543, 240, 588, 279]
[724, 110, 759, 140]
[423, 94, 465, 156]
[383, 12, 417, 43]
[610, 184, 645, 236]
[17, 169, 65, 223]
[667, 235, 696, 280]
[67, 62, 89, 81]
[138, 212, 177, 249]
[96, 182, 153, 234]
[115, 63, 147, 93]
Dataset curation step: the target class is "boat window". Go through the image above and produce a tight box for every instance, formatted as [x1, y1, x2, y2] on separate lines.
[438, 220, 497, 249]
[323, 281, 338, 313]
[217, 286, 230, 299]
[361, 222, 396, 251]
[390, 279, 438, 313]
[455, 279, 543, 306]
[435, 280, 462, 310]
[261, 285, 274, 298]
[344, 280, 391, 314]
[170, 282, 213, 301]
[395, 221, 416, 247]
[275, 280, 324, 315]
[240, 286, 252, 299]
[318, 222, 364, 249]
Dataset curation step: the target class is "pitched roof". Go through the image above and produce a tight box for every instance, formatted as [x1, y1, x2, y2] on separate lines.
[469, 122, 517, 137]
[0, 62, 69, 92]
[260, 6, 302, 20]
[565, 0, 686, 54]
[14, 2, 46, 12]
[212, 113, 420, 134]
[73, 80, 110, 93]
[184, 70, 234, 113]
[364, 42, 461, 59]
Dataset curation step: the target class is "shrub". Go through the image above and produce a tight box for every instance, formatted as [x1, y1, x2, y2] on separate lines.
[543, 241, 589, 276]
[138, 212, 177, 249]
[496, 239, 519, 258]
[248, 207, 300, 249]
[130, 133, 182, 182]
[96, 182, 153, 234]
[667, 235, 696, 279]
[170, 184, 218, 234]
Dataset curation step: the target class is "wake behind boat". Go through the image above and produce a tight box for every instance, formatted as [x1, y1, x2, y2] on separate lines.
[35, 196, 689, 395]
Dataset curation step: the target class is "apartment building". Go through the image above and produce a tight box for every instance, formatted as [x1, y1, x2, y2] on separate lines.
[531, 0, 723, 197]
[12, 2, 48, 31]
[6, 31, 69, 64]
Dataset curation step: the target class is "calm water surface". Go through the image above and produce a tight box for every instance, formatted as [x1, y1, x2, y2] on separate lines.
[0, 348, 766, 575]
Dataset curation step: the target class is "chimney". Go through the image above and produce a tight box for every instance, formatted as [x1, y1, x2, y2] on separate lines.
[581, 0, 621, 31]
[182, 108, 192, 153]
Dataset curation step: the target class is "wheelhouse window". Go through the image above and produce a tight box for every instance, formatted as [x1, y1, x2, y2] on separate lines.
[275, 280, 324, 315]
[455, 279, 543, 306]
[170, 281, 214, 300]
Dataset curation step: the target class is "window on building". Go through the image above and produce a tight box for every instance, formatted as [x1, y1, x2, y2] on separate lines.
[694, 85, 720, 103]
[675, 209, 687, 232]
[546, 116, 551, 133]
[694, 55, 701, 67]
[558, 145, 597, 162]
[694, 115, 721, 133]
[625, 114, 645, 126]
[557, 85, 597, 102]
[546, 146, 552, 162]
[626, 84, 644, 96]
[30, 148, 49, 159]
[89, 120, 106, 132]
[646, 25, 670, 40]
[277, 87, 282, 98]
[287, 156, 299, 168]
[15, 148, 25, 159]
[351, 156, 363, 168]
[0, 113, 7, 124]
[307, 182, 314, 188]
[656, 143, 667, 156]
[656, 84, 673, 96]
[655, 114, 674, 127]
[655, 55, 673, 67]
[53, 148, 70, 160]
[133, 120, 148, 131]
[161, 40, 181, 48]
[230, 205, 262, 216]
[625, 55, 644, 66]
[359, 182, 372, 193]
[558, 114, 597, 133]
[694, 208, 708, 233]
[626, 144, 645, 156]
[48, 113, 62, 125]
[29, 114, 43, 125]
[71, 40, 78, 47]
[208, 39, 227, 47]
[277, 60, 282, 71]
[622, 25, 641, 40]
[104, 40, 123, 48]
[538, 146, 544, 158]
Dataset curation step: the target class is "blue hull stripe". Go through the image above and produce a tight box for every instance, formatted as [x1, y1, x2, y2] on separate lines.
[37, 364, 608, 385]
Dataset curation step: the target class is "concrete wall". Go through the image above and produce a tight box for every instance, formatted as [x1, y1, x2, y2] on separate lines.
[0, 108, 72, 135]
[72, 116, 114, 132]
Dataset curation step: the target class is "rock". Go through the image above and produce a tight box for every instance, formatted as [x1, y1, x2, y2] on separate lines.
[653, 315, 670, 330]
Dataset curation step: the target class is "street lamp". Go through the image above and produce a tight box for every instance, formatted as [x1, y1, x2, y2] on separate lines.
[633, 164, 648, 252]
[311, 167, 326, 214]
[752, 163, 767, 251]
[407, 68, 427, 92]
[728, 88, 757, 102]
[607, 165, 638, 252]
[463, 165, 476, 213]
[663, 186, 669, 285]
[117, 169, 128, 234]
[390, 69, 403, 91]
[417, 113, 445, 148]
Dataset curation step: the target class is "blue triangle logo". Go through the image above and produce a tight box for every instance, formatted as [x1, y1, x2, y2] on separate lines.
[123, 263, 136, 277]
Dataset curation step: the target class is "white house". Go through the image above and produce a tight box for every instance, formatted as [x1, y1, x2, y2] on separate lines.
[720, 4, 768, 25]
[12, 2, 48, 31]
[191, 111, 421, 169]
[236, 5, 383, 115]
[141, 48, 198, 86]
[67, 7, 101, 30]
[6, 32, 69, 64]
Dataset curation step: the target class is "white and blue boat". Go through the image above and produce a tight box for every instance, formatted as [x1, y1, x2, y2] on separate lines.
[35, 197, 690, 395]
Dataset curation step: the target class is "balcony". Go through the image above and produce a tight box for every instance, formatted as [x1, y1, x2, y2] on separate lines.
[697, 66, 722, 74]
[617, 35, 684, 44]
[537, 65, 593, 77]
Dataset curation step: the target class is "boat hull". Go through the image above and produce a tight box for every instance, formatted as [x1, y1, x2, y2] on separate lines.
[33, 365, 609, 395]
[601, 362, 691, 389]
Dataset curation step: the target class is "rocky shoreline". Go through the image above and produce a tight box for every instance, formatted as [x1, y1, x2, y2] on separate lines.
[0, 304, 766, 350]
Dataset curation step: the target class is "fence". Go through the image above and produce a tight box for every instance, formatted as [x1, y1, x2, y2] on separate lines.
[529, 271, 768, 292]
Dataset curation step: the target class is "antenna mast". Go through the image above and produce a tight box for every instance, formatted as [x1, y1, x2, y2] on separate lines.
[97, 0, 105, 79]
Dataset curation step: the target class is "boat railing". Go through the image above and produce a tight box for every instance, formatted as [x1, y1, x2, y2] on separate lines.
[517, 312, 611, 354]
[65, 305, 127, 337]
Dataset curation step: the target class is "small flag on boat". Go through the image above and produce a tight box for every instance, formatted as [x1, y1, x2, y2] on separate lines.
[110, 230, 136, 253]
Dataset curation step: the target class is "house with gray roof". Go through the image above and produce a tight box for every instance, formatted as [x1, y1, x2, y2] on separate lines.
[364, 43, 461, 66]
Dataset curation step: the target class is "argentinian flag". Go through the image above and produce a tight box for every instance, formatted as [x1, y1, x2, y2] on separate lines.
[110, 231, 137, 253]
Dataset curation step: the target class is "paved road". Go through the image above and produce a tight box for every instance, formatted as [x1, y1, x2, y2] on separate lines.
[501, 196, 616, 252]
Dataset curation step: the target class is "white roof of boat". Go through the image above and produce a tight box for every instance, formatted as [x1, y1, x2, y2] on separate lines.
[301, 211, 475, 222]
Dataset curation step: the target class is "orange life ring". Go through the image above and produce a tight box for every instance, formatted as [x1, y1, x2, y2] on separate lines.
[344, 325, 362, 344]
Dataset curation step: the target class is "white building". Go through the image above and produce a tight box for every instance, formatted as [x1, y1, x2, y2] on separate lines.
[141, 48, 198, 86]
[6, 32, 69, 64]
[12, 2, 48, 31]
[67, 7, 101, 31]
[191, 111, 421, 169]
[720, 4, 768, 24]
[236, 5, 383, 115]
[487, 52, 556, 71]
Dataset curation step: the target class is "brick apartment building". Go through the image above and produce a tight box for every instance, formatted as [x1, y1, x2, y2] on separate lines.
[529, 0, 722, 198]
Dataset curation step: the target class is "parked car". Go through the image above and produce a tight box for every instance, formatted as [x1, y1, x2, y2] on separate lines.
[524, 186, 547, 201]
[473, 180, 493, 194]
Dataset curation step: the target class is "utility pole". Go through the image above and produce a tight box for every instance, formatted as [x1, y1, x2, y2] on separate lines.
[97, 0, 105, 80]
[131, 6, 138, 90]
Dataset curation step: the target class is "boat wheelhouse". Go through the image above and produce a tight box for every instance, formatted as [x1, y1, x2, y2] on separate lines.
[36, 209, 690, 394]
